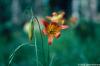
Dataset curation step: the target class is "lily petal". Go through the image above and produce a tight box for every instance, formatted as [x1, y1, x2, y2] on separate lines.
[42, 29, 47, 35]
[41, 19, 49, 28]
[46, 16, 52, 20]
[60, 25, 69, 29]
[48, 35, 54, 45]
[60, 19, 65, 24]
[55, 32, 61, 38]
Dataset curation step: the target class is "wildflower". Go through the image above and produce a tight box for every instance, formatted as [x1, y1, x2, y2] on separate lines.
[24, 19, 34, 41]
[41, 19, 69, 45]
[46, 11, 65, 25]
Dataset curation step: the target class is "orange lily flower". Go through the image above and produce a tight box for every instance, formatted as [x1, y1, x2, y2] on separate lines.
[46, 12, 65, 25]
[41, 19, 69, 45]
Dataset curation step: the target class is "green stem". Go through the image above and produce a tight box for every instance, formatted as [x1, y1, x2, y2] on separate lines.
[48, 45, 50, 66]
[31, 9, 39, 66]
[49, 54, 55, 66]
[31, 11, 46, 66]
[35, 16, 46, 66]
[8, 43, 35, 66]
[34, 26, 39, 66]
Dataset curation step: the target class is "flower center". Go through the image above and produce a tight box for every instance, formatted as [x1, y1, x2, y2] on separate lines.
[47, 23, 60, 35]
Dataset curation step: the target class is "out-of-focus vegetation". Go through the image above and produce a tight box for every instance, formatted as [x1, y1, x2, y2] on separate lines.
[0, 0, 100, 66]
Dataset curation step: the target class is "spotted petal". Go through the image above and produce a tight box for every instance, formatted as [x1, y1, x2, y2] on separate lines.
[41, 19, 49, 28]
[55, 32, 61, 38]
[42, 29, 47, 35]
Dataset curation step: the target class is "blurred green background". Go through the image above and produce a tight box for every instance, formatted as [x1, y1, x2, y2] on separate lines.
[0, 0, 100, 66]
